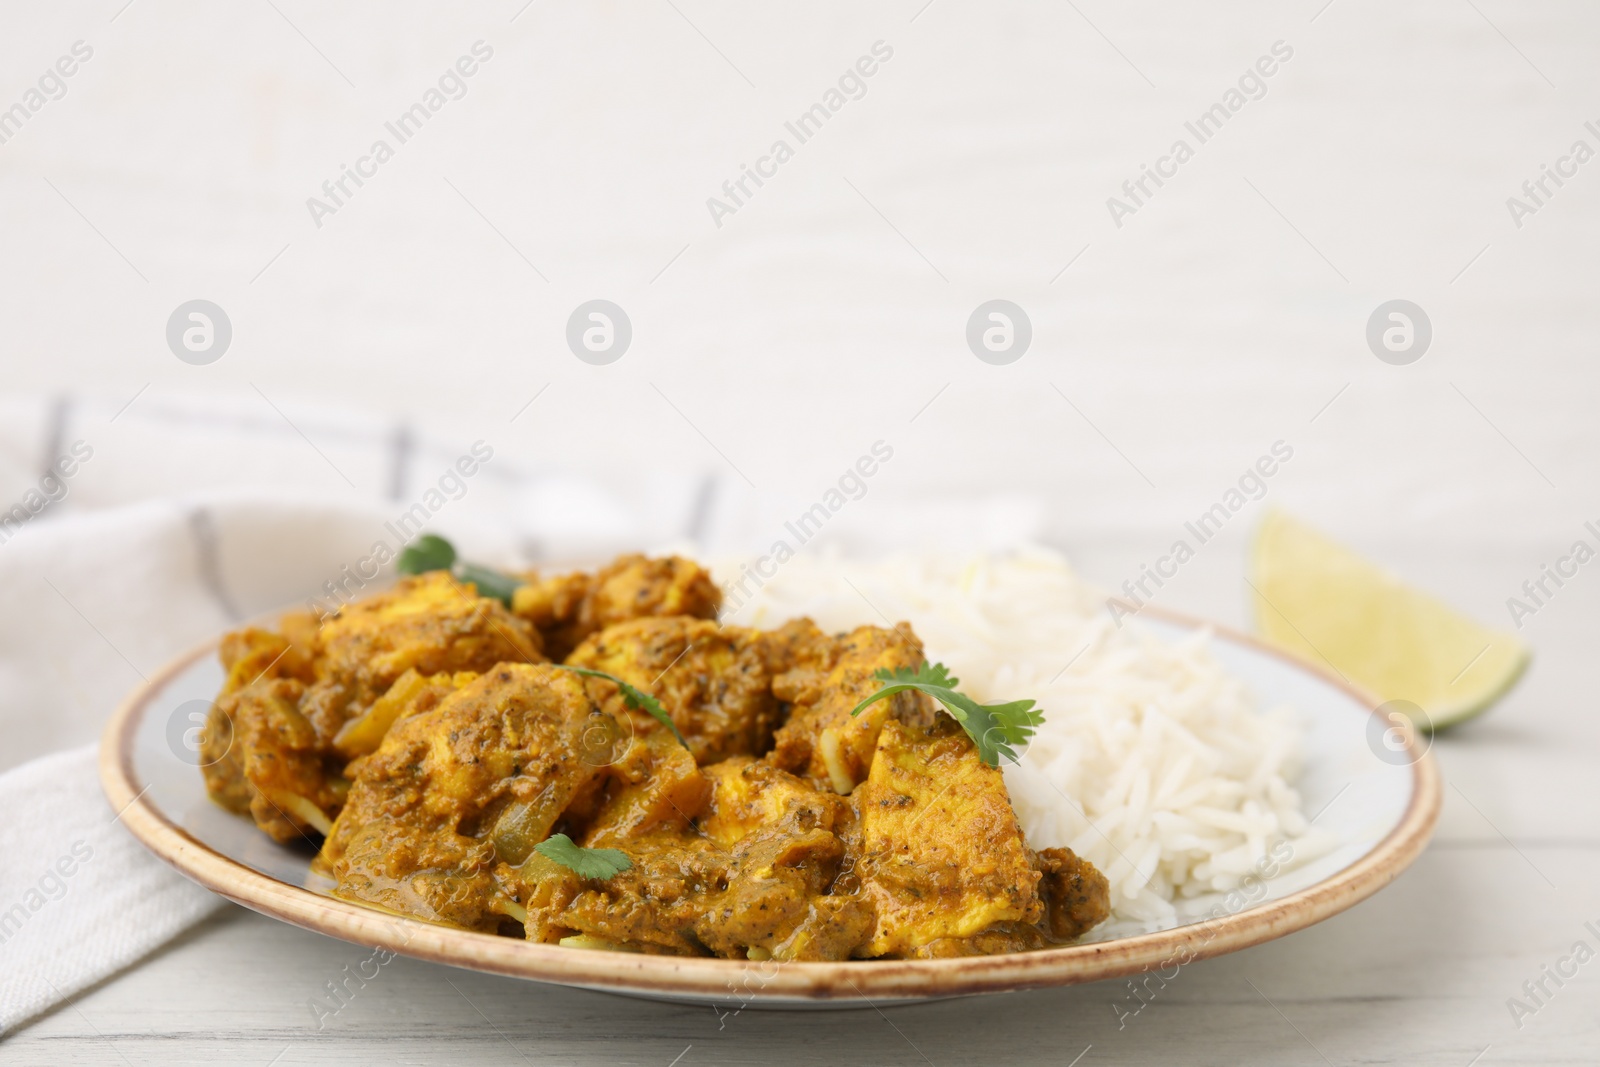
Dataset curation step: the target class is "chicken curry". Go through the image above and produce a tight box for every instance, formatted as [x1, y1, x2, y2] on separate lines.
[200, 550, 1109, 960]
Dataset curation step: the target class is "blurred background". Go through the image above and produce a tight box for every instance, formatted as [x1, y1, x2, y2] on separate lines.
[3, 0, 1595, 587]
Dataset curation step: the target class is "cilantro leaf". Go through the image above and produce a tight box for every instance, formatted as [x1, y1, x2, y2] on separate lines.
[397, 534, 457, 575]
[554, 665, 691, 752]
[533, 833, 632, 880]
[457, 562, 521, 608]
[848, 661, 1043, 767]
[394, 534, 518, 607]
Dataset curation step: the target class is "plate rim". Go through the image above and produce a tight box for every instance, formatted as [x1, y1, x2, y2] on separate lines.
[99, 606, 1441, 1002]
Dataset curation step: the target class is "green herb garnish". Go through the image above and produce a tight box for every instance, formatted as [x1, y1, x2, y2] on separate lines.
[849, 662, 1042, 767]
[396, 534, 519, 607]
[554, 665, 690, 752]
[456, 562, 522, 607]
[533, 833, 633, 880]
[397, 533, 457, 574]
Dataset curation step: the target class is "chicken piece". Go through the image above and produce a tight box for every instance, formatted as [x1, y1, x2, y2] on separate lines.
[566, 617, 782, 764]
[506, 754, 872, 959]
[692, 816, 872, 961]
[512, 554, 721, 660]
[201, 626, 338, 840]
[508, 729, 715, 953]
[507, 571, 590, 656]
[305, 570, 544, 738]
[199, 711, 252, 816]
[201, 627, 311, 816]
[492, 721, 714, 951]
[845, 719, 1043, 958]
[201, 574, 543, 841]
[574, 552, 722, 629]
[754, 616, 831, 678]
[329, 668, 478, 760]
[220, 624, 316, 692]
[906, 922, 1046, 957]
[205, 677, 346, 844]
[515, 823, 857, 959]
[899, 842, 1116, 953]
[580, 728, 711, 847]
[496, 850, 585, 945]
[1034, 846, 1111, 942]
[693, 757, 873, 960]
[212, 680, 495, 849]
[769, 624, 934, 795]
[522, 830, 725, 955]
[697, 756, 844, 849]
[320, 664, 611, 931]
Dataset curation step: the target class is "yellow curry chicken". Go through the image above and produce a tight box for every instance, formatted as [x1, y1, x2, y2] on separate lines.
[201, 552, 1110, 960]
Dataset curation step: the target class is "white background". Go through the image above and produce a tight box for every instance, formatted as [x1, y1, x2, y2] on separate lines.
[3, 2, 1595, 566]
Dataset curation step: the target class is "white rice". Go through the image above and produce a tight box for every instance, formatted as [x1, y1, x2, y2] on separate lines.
[720, 547, 1331, 927]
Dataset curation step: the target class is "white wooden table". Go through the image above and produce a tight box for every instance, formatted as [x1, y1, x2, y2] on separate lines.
[10, 545, 1597, 1065]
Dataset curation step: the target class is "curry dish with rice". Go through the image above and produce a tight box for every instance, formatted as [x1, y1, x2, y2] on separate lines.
[200, 550, 1110, 960]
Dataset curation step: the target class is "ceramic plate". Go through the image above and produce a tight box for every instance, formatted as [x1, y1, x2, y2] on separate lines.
[101, 609, 1439, 1006]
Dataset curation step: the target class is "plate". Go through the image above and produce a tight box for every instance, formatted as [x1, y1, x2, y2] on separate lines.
[100, 609, 1439, 1006]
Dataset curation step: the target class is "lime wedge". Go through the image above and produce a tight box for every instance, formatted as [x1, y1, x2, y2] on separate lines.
[1250, 511, 1529, 729]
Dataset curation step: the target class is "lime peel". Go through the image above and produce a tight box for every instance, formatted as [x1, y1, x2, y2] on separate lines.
[1250, 510, 1529, 729]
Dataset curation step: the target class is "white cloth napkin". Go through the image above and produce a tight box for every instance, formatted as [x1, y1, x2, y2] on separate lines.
[0, 746, 223, 1033]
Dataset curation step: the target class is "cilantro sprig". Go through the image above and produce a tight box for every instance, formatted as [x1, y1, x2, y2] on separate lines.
[533, 833, 633, 880]
[396, 533, 520, 607]
[849, 662, 1043, 767]
[554, 665, 690, 752]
